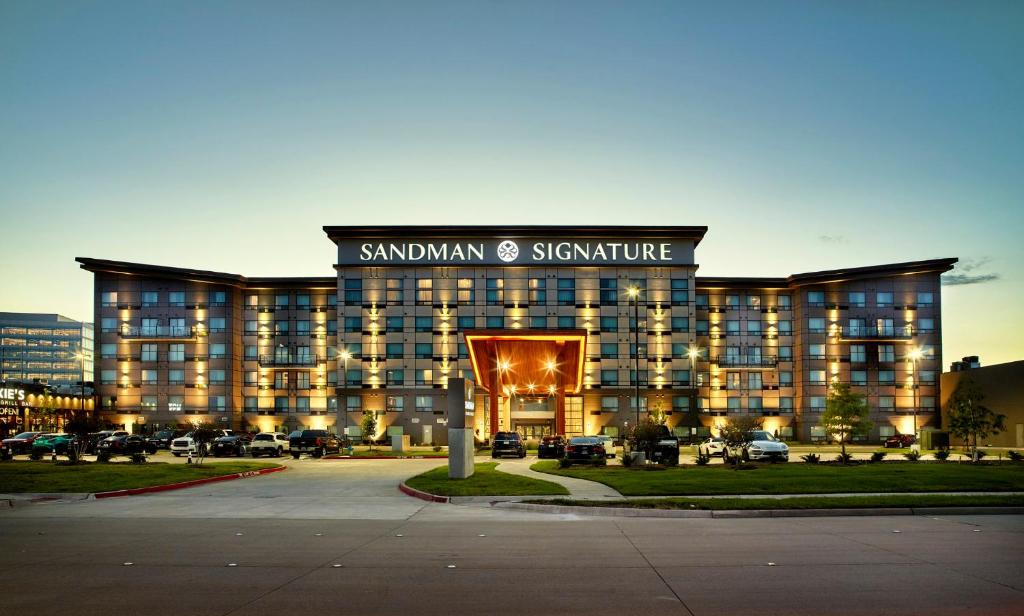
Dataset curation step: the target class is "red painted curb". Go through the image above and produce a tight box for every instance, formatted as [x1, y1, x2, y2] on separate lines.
[93, 465, 287, 499]
[399, 482, 449, 503]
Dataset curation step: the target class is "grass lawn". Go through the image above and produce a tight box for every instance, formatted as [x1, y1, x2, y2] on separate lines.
[530, 494, 1024, 511]
[405, 462, 569, 497]
[0, 460, 280, 494]
[531, 460, 1024, 496]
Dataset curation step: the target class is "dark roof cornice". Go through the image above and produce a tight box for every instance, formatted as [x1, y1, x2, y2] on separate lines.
[323, 225, 709, 246]
[697, 258, 958, 290]
[75, 258, 336, 289]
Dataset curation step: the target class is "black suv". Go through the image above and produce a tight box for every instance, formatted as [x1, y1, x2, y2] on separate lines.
[491, 431, 526, 459]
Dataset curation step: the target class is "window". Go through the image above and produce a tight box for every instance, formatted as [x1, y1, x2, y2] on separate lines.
[778, 346, 792, 360]
[778, 295, 791, 309]
[246, 294, 258, 308]
[725, 295, 739, 308]
[344, 317, 361, 332]
[599, 278, 617, 305]
[851, 370, 867, 385]
[809, 344, 825, 360]
[779, 371, 793, 386]
[141, 396, 157, 410]
[167, 395, 183, 412]
[530, 316, 547, 329]
[101, 318, 118, 333]
[209, 317, 225, 333]
[415, 369, 432, 385]
[879, 425, 895, 437]
[878, 396, 895, 409]
[386, 395, 404, 411]
[876, 292, 893, 307]
[746, 320, 761, 335]
[457, 278, 474, 304]
[275, 397, 289, 412]
[386, 343, 403, 359]
[345, 395, 362, 411]
[671, 370, 690, 385]
[274, 321, 289, 335]
[209, 369, 225, 384]
[879, 345, 895, 363]
[808, 318, 826, 333]
[386, 316, 404, 331]
[142, 291, 159, 307]
[695, 294, 709, 308]
[386, 369, 405, 385]
[344, 279, 363, 304]
[918, 318, 935, 333]
[779, 397, 793, 410]
[778, 320, 792, 335]
[211, 291, 226, 306]
[456, 315, 475, 330]
[601, 343, 618, 359]
[807, 291, 824, 306]
[100, 369, 116, 384]
[486, 278, 504, 305]
[556, 279, 575, 305]
[415, 396, 433, 412]
[670, 316, 688, 332]
[600, 396, 619, 412]
[141, 369, 157, 385]
[141, 318, 159, 336]
[244, 397, 258, 412]
[725, 320, 740, 335]
[696, 320, 709, 335]
[168, 369, 184, 384]
[295, 397, 309, 412]
[672, 396, 689, 411]
[141, 344, 157, 361]
[809, 370, 826, 385]
[295, 320, 309, 336]
[209, 343, 225, 359]
[671, 279, 688, 305]
[168, 344, 184, 362]
[747, 372, 762, 389]
[848, 292, 865, 307]
[919, 370, 936, 384]
[101, 291, 117, 307]
[100, 343, 117, 359]
[485, 316, 504, 329]
[600, 370, 617, 386]
[415, 316, 432, 332]
[387, 279, 405, 304]
[169, 291, 185, 307]
[746, 294, 760, 309]
[917, 292, 933, 306]
[557, 316, 573, 328]
[245, 371, 258, 385]
[415, 278, 432, 304]
[850, 345, 866, 363]
[920, 396, 935, 410]
[809, 396, 826, 410]
[878, 370, 895, 385]
[528, 278, 546, 304]
[245, 320, 258, 334]
[346, 368, 362, 386]
[727, 397, 741, 410]
[726, 372, 741, 390]
[748, 396, 763, 410]
[274, 372, 288, 389]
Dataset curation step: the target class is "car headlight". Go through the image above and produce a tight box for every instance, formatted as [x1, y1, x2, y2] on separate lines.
[749, 446, 762, 451]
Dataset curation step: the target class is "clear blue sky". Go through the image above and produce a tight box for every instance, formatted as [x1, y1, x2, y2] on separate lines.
[1, 1, 1021, 364]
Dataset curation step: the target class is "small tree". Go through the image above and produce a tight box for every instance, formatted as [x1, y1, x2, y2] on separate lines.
[717, 416, 763, 466]
[361, 411, 378, 452]
[190, 421, 219, 464]
[821, 381, 872, 463]
[947, 376, 1005, 462]
[64, 411, 100, 463]
[629, 416, 669, 461]
[36, 389, 61, 432]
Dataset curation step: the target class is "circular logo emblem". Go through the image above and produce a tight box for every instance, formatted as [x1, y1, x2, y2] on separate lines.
[496, 240, 519, 262]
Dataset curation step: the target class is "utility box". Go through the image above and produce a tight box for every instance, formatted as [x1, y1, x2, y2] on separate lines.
[391, 434, 411, 452]
[921, 430, 949, 450]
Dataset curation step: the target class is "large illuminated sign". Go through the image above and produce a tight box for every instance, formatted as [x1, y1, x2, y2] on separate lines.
[343, 237, 694, 266]
[0, 388, 26, 412]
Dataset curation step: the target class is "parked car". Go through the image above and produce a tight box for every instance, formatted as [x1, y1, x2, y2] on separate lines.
[85, 430, 128, 454]
[627, 424, 680, 465]
[31, 433, 79, 457]
[211, 434, 252, 457]
[147, 429, 183, 449]
[288, 429, 342, 459]
[697, 437, 726, 457]
[884, 433, 917, 448]
[490, 431, 526, 459]
[170, 429, 232, 457]
[563, 436, 606, 465]
[250, 432, 290, 457]
[588, 434, 617, 459]
[537, 435, 567, 459]
[2, 431, 48, 455]
[723, 430, 789, 463]
[97, 434, 158, 457]
[0, 439, 11, 460]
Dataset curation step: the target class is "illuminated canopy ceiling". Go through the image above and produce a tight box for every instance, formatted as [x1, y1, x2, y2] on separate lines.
[464, 330, 587, 395]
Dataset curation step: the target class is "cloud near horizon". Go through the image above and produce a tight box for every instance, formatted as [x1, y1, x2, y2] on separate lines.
[942, 257, 1000, 286]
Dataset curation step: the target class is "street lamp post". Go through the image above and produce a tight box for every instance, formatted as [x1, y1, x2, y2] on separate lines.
[908, 347, 923, 451]
[627, 286, 641, 426]
[340, 349, 352, 438]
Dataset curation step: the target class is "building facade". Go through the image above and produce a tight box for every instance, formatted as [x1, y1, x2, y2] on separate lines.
[940, 359, 1024, 449]
[78, 226, 955, 443]
[0, 312, 94, 393]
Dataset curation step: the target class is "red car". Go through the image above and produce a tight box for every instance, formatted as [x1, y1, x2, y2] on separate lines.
[2, 432, 49, 455]
[884, 433, 916, 448]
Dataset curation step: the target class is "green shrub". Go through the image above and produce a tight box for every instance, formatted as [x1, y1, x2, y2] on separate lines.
[975, 450, 987, 460]
[695, 452, 711, 466]
[1008, 450, 1023, 461]
[801, 453, 820, 464]
[558, 457, 573, 468]
[432, 445, 442, 452]
[621, 452, 634, 468]
[29, 450, 43, 461]
[835, 452, 853, 464]
[130, 453, 147, 464]
[870, 451, 886, 463]
[933, 449, 950, 461]
[97, 452, 111, 463]
[904, 450, 921, 461]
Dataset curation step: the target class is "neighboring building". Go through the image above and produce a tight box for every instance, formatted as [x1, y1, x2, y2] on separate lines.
[950, 355, 982, 372]
[940, 359, 1024, 449]
[0, 381, 95, 436]
[77, 226, 955, 442]
[0, 312, 94, 393]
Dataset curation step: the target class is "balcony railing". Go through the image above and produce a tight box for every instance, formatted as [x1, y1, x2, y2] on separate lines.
[119, 325, 202, 340]
[838, 325, 913, 341]
[258, 354, 325, 368]
[711, 356, 779, 368]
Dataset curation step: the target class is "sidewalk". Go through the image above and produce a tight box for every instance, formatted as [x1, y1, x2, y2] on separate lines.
[493, 458, 623, 500]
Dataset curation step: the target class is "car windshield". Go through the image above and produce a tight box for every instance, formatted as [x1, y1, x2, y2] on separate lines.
[570, 437, 599, 445]
[750, 431, 777, 441]
[495, 432, 519, 440]
[13, 432, 37, 439]
[254, 435, 272, 441]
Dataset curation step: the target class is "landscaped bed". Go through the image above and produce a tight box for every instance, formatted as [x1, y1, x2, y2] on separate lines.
[0, 460, 281, 494]
[405, 462, 569, 497]
[528, 493, 1024, 510]
[531, 460, 1024, 496]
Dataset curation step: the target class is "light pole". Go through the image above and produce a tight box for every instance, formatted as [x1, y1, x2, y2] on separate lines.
[908, 347, 923, 451]
[627, 286, 641, 426]
[340, 349, 352, 438]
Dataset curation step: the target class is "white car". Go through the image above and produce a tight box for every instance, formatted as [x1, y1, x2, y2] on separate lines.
[696, 437, 726, 457]
[250, 432, 290, 457]
[723, 430, 789, 462]
[587, 435, 617, 459]
[169, 429, 233, 457]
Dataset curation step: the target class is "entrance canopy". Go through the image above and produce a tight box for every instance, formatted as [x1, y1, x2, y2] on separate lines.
[464, 330, 587, 395]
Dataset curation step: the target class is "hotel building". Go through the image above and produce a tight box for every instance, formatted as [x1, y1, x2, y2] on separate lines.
[77, 226, 955, 443]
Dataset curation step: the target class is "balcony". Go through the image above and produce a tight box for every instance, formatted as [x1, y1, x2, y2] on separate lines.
[837, 325, 914, 342]
[711, 356, 779, 368]
[119, 325, 202, 341]
[258, 354, 326, 369]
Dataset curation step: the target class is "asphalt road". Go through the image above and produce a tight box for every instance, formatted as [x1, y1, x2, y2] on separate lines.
[1, 458, 1022, 616]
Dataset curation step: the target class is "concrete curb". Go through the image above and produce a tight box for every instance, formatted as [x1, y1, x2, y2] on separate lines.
[492, 501, 1024, 519]
[92, 465, 287, 499]
[325, 455, 449, 460]
[399, 481, 450, 503]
